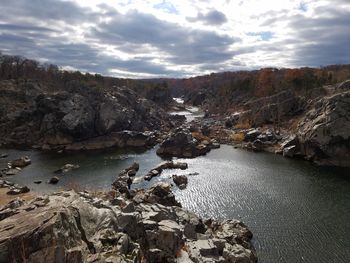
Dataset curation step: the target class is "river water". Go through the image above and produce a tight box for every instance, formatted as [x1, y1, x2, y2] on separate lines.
[1, 145, 349, 263]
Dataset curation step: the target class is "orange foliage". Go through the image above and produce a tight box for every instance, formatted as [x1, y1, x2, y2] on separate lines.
[191, 132, 210, 141]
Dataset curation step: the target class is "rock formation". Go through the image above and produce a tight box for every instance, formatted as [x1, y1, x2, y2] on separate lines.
[0, 185, 257, 263]
[0, 80, 178, 150]
[297, 90, 350, 166]
[157, 128, 215, 158]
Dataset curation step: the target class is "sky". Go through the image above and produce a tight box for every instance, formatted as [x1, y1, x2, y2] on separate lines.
[0, 0, 350, 78]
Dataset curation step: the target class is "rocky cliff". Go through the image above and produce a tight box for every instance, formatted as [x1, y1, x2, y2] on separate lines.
[297, 88, 350, 166]
[0, 80, 179, 151]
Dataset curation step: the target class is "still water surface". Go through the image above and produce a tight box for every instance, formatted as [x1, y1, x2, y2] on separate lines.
[0, 146, 349, 263]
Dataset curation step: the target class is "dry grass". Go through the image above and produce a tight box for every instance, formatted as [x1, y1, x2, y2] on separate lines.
[191, 132, 210, 142]
[234, 121, 251, 129]
[230, 132, 245, 142]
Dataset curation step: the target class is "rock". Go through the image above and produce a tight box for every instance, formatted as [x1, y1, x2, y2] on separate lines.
[0, 80, 172, 150]
[6, 186, 30, 195]
[10, 156, 31, 168]
[34, 180, 42, 184]
[244, 129, 261, 142]
[283, 145, 297, 157]
[5, 168, 20, 176]
[48, 176, 59, 184]
[297, 90, 350, 166]
[157, 129, 211, 158]
[172, 175, 188, 189]
[54, 163, 80, 174]
[280, 135, 299, 149]
[242, 90, 305, 126]
[0, 184, 257, 263]
[138, 182, 182, 207]
[112, 163, 141, 195]
[144, 161, 188, 181]
[252, 139, 265, 152]
[0, 153, 8, 158]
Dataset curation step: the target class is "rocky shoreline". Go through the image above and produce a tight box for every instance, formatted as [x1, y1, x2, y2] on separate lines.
[179, 81, 350, 167]
[0, 164, 258, 263]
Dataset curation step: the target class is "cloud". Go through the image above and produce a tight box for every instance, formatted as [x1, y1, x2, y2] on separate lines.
[89, 10, 237, 65]
[0, 0, 349, 77]
[187, 9, 228, 25]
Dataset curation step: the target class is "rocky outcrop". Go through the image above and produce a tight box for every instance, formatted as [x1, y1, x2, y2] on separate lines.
[0, 186, 257, 263]
[172, 175, 188, 189]
[144, 161, 188, 181]
[54, 163, 80, 174]
[0, 80, 173, 150]
[112, 162, 140, 195]
[1, 156, 31, 177]
[236, 90, 305, 126]
[0, 179, 30, 195]
[297, 90, 350, 166]
[10, 156, 31, 168]
[157, 128, 214, 158]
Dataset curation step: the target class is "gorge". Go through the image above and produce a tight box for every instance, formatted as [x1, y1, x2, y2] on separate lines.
[0, 54, 350, 263]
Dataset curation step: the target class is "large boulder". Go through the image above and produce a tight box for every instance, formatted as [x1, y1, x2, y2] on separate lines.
[157, 129, 211, 158]
[297, 90, 350, 166]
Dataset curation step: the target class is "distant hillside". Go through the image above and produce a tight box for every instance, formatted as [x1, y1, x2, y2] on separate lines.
[164, 65, 350, 112]
[0, 52, 172, 106]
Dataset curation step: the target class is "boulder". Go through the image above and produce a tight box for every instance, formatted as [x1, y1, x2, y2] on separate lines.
[157, 129, 211, 158]
[6, 186, 30, 195]
[172, 175, 188, 189]
[0, 153, 8, 159]
[144, 161, 188, 181]
[48, 176, 59, 184]
[244, 129, 261, 142]
[54, 163, 80, 174]
[283, 145, 297, 158]
[10, 156, 31, 168]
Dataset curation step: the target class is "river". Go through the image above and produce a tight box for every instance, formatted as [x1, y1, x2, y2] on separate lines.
[1, 145, 349, 262]
[0, 101, 349, 262]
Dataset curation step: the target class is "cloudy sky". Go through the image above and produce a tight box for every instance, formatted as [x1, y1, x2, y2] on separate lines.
[0, 0, 349, 78]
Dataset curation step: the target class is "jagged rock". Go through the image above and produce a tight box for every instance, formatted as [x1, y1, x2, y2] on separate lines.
[0, 153, 8, 158]
[157, 129, 211, 158]
[172, 175, 188, 189]
[244, 129, 261, 142]
[297, 90, 350, 166]
[10, 156, 31, 168]
[0, 80, 171, 150]
[6, 186, 30, 195]
[5, 168, 20, 176]
[0, 198, 24, 220]
[144, 161, 188, 181]
[48, 176, 59, 184]
[283, 145, 297, 157]
[112, 163, 140, 195]
[0, 185, 257, 263]
[54, 163, 80, 174]
[242, 90, 305, 126]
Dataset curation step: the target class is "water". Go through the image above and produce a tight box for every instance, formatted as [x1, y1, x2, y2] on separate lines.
[171, 97, 204, 122]
[1, 145, 349, 262]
